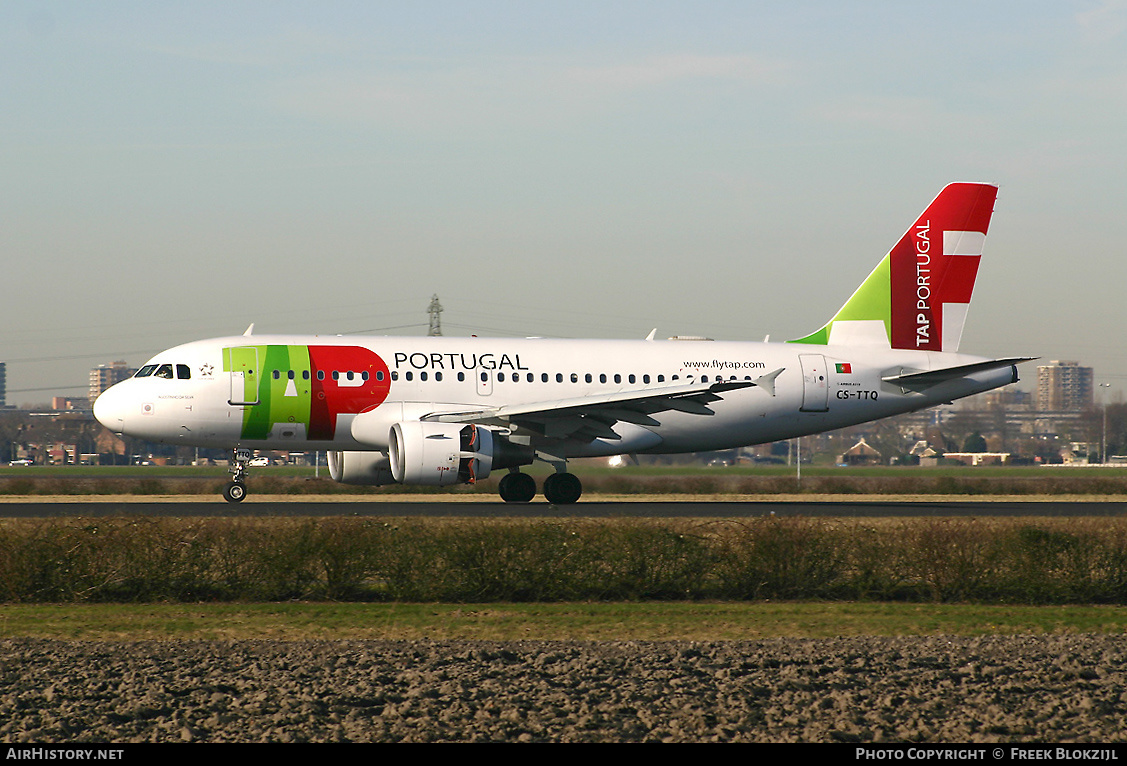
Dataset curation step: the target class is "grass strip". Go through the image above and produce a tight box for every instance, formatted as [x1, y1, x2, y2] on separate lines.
[3, 601, 1127, 641]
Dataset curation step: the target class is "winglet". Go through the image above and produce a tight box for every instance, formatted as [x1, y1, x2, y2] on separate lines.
[243, 323, 255, 336]
[645, 328, 656, 341]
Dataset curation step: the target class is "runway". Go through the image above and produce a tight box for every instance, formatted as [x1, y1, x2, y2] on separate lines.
[1, 499, 1125, 517]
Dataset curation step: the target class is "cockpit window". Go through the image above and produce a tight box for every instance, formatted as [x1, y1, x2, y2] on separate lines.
[176, 364, 191, 380]
[154, 364, 174, 379]
[135, 365, 158, 378]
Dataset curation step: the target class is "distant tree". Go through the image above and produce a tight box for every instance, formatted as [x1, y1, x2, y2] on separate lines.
[963, 432, 988, 453]
[1107, 403, 1127, 457]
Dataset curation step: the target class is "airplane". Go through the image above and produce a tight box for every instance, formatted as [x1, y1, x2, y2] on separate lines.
[93, 182, 1030, 504]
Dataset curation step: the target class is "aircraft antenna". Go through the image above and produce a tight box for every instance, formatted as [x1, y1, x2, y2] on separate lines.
[427, 294, 444, 336]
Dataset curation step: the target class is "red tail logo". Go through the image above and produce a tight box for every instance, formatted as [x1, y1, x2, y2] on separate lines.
[889, 183, 997, 352]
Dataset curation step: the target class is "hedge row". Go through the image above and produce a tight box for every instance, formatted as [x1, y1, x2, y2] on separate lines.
[3, 516, 1127, 604]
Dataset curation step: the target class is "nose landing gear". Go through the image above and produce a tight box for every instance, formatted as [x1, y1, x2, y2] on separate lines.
[223, 480, 247, 503]
[223, 448, 251, 503]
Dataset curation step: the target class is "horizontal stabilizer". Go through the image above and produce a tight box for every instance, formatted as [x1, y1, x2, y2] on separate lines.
[883, 358, 1035, 391]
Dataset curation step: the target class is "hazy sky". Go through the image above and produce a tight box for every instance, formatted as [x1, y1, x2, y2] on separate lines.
[3, 1, 1126, 404]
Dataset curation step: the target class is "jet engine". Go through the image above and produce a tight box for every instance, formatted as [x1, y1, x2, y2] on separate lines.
[389, 422, 533, 486]
[328, 423, 533, 487]
[326, 450, 396, 486]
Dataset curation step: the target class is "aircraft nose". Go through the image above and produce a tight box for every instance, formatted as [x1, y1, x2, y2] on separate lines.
[93, 383, 128, 434]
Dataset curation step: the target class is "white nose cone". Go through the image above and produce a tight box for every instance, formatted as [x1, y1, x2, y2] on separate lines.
[93, 383, 128, 434]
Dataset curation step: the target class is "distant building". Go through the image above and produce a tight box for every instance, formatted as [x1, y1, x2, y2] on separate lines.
[837, 438, 882, 466]
[1036, 361, 1093, 412]
[89, 361, 135, 402]
[0, 361, 5, 407]
[942, 452, 1012, 466]
[52, 396, 91, 411]
[977, 387, 1033, 410]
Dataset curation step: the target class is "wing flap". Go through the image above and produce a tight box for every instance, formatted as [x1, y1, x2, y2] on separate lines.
[420, 373, 781, 436]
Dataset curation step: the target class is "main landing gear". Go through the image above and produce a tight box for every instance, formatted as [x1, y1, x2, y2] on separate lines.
[497, 467, 583, 505]
[497, 471, 536, 503]
[223, 448, 251, 504]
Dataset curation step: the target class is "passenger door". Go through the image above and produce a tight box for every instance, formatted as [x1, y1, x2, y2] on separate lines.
[226, 347, 260, 406]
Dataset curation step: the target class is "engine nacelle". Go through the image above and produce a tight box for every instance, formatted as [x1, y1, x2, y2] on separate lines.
[329, 423, 533, 487]
[389, 422, 494, 486]
[327, 450, 396, 485]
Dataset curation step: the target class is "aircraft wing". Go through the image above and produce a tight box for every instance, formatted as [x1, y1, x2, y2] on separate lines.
[421, 368, 783, 441]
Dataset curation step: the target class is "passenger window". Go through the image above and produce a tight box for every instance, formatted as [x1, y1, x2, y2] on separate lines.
[614, 374, 622, 384]
[585, 374, 592, 383]
[288, 370, 295, 380]
[658, 375, 665, 383]
[272, 370, 280, 380]
[599, 374, 607, 384]
[303, 370, 310, 380]
[555, 373, 563, 383]
[541, 373, 548, 383]
[405, 371, 413, 381]
[570, 373, 578, 383]
[361, 371, 369, 381]
[420, 371, 428, 381]
[317, 370, 325, 380]
[643, 374, 650, 384]
[391, 371, 399, 381]
[177, 365, 191, 380]
[628, 374, 636, 384]
[526, 373, 533, 383]
[457, 372, 465, 382]
[435, 372, 443, 382]
[376, 371, 385, 381]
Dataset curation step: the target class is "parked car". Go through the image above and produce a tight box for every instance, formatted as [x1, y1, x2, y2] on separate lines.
[8, 459, 33, 467]
[248, 456, 271, 467]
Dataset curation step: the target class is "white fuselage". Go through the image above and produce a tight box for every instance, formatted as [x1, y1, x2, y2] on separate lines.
[93, 334, 1017, 458]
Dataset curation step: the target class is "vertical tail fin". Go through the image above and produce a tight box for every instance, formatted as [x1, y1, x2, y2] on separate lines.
[789, 182, 998, 351]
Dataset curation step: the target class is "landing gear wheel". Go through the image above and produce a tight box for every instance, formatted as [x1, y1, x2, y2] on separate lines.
[223, 481, 247, 504]
[498, 472, 537, 503]
[223, 447, 252, 503]
[542, 472, 582, 505]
